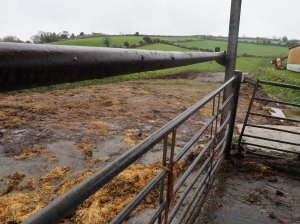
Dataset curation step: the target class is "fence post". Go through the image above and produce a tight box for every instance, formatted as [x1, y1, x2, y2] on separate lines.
[225, 70, 242, 158]
[221, 0, 242, 129]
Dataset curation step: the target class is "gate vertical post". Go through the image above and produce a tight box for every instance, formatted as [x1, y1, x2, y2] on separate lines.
[225, 71, 242, 158]
[224, 0, 242, 80]
[222, 0, 242, 156]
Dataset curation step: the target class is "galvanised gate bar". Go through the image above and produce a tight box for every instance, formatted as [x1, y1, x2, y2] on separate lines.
[0, 0, 243, 223]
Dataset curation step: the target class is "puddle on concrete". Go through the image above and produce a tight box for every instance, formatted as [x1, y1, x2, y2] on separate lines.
[264, 106, 286, 119]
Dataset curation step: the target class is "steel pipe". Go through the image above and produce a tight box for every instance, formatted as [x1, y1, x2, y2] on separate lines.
[0, 42, 226, 91]
[243, 134, 300, 147]
[240, 142, 300, 155]
[254, 97, 300, 108]
[249, 112, 300, 123]
[246, 124, 300, 135]
[259, 80, 300, 90]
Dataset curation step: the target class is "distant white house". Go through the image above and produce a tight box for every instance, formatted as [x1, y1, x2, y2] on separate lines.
[287, 44, 300, 73]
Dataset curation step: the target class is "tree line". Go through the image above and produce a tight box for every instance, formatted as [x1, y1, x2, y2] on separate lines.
[0, 31, 105, 44]
[30, 31, 106, 44]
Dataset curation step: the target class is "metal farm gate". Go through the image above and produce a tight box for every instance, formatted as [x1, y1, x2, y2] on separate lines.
[238, 79, 300, 158]
[0, 0, 244, 223]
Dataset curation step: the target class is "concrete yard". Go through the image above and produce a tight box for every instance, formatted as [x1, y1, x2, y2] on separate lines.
[0, 73, 299, 223]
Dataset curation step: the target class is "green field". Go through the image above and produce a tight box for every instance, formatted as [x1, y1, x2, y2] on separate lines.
[239, 38, 282, 45]
[150, 36, 201, 42]
[175, 40, 288, 57]
[51, 36, 144, 47]
[137, 43, 197, 52]
[254, 69, 300, 104]
[51, 35, 202, 47]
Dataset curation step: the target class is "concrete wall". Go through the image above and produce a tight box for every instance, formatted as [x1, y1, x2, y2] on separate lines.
[287, 46, 300, 73]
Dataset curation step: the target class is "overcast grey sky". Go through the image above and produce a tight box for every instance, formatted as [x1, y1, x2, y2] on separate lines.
[0, 0, 299, 41]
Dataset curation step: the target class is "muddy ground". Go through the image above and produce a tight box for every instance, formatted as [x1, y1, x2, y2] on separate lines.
[0, 73, 298, 223]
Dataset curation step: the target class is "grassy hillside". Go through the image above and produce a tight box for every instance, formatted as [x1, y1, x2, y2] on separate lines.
[51, 36, 144, 47]
[236, 57, 272, 71]
[51, 35, 202, 47]
[137, 43, 197, 51]
[150, 36, 201, 42]
[175, 40, 288, 57]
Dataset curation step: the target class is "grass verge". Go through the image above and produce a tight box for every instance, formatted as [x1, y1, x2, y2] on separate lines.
[254, 69, 300, 104]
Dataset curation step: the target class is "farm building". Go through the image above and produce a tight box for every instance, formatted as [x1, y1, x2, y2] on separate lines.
[287, 44, 300, 72]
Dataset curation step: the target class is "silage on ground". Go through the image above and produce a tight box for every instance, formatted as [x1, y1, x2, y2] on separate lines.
[0, 164, 161, 224]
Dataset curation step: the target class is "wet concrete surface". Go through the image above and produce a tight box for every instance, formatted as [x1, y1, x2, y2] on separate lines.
[237, 124, 300, 155]
[196, 156, 300, 224]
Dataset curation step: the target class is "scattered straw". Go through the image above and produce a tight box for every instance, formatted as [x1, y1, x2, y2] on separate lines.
[43, 154, 59, 163]
[92, 156, 110, 163]
[56, 170, 95, 197]
[1, 173, 37, 196]
[21, 178, 36, 191]
[123, 130, 148, 146]
[29, 104, 56, 115]
[14, 147, 47, 160]
[239, 162, 272, 180]
[89, 121, 111, 136]
[240, 162, 270, 173]
[0, 166, 73, 222]
[75, 139, 96, 161]
[40, 167, 71, 183]
[244, 191, 262, 204]
[63, 164, 160, 223]
[0, 110, 24, 129]
[0, 164, 160, 224]
[0, 192, 41, 223]
[2, 172, 25, 195]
